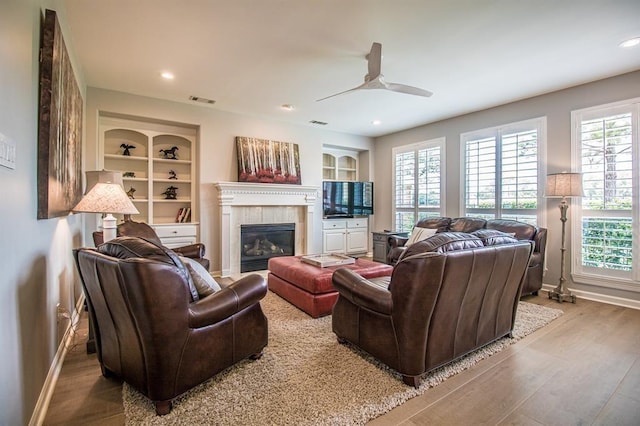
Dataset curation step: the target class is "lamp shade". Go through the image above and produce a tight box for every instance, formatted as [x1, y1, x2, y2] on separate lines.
[84, 170, 124, 194]
[72, 182, 140, 215]
[546, 173, 583, 197]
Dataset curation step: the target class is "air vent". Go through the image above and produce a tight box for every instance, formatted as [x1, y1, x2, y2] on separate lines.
[309, 120, 328, 126]
[189, 96, 216, 105]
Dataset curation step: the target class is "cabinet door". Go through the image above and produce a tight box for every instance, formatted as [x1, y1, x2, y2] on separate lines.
[372, 240, 388, 263]
[346, 229, 367, 254]
[323, 230, 346, 253]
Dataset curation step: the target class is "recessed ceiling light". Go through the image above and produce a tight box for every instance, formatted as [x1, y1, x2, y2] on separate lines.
[161, 71, 175, 80]
[619, 37, 640, 48]
[372, 120, 381, 126]
[281, 104, 295, 111]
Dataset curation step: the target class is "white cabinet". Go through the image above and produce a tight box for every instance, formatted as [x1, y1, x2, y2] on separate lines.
[152, 224, 198, 248]
[322, 218, 368, 255]
[323, 220, 347, 252]
[98, 114, 199, 243]
[346, 219, 368, 253]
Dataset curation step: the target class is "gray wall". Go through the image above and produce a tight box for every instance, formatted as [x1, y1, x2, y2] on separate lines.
[374, 70, 640, 304]
[0, 0, 86, 424]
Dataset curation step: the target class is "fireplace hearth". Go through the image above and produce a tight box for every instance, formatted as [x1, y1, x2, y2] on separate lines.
[241, 223, 295, 272]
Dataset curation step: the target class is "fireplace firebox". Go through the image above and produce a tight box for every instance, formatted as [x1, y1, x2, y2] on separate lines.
[240, 223, 295, 272]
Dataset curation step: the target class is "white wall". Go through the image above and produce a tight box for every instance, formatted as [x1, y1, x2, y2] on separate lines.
[374, 70, 640, 304]
[0, 0, 86, 424]
[85, 88, 374, 273]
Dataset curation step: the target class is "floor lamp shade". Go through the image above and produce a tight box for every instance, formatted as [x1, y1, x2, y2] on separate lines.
[546, 172, 583, 198]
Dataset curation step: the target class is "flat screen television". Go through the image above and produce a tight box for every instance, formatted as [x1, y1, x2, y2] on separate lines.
[323, 181, 374, 218]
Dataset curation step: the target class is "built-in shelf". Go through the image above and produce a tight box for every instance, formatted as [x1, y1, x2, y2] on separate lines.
[322, 149, 358, 181]
[99, 114, 200, 239]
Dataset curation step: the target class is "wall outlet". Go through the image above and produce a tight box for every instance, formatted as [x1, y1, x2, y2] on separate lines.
[0, 132, 16, 170]
[57, 303, 70, 322]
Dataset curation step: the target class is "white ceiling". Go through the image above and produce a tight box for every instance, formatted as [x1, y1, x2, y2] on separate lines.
[63, 0, 640, 137]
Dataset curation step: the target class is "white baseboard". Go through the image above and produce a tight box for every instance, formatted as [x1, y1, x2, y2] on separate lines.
[29, 296, 85, 426]
[541, 284, 640, 310]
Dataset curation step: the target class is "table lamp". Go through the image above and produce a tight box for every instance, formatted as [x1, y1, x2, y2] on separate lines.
[545, 172, 583, 303]
[73, 181, 139, 242]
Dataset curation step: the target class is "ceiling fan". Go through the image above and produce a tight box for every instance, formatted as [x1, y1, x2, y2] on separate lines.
[317, 42, 433, 102]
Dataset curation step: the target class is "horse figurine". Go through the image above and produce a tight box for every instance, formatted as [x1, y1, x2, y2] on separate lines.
[159, 146, 179, 160]
[120, 143, 136, 156]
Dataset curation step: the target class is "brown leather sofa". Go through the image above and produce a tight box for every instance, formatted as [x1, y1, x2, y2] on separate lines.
[388, 217, 546, 296]
[332, 231, 533, 388]
[74, 236, 268, 415]
[93, 219, 210, 270]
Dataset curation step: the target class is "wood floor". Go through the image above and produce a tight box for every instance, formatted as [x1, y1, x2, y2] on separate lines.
[43, 291, 640, 425]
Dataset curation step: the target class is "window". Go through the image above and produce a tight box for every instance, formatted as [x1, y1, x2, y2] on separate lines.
[572, 99, 640, 290]
[392, 138, 445, 232]
[461, 118, 546, 225]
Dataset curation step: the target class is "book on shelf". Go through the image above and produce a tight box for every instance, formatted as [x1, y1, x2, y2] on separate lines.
[182, 207, 191, 223]
[176, 207, 185, 223]
[175, 207, 191, 223]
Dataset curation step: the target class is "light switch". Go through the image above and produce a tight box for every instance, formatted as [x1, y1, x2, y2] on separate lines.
[0, 132, 16, 170]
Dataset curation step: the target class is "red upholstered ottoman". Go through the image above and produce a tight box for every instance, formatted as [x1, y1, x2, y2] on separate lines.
[267, 256, 393, 318]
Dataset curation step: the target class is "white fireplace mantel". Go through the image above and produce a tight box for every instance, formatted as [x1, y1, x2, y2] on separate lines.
[214, 182, 319, 276]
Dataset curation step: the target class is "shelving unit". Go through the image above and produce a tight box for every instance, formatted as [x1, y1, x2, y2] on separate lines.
[322, 149, 358, 181]
[98, 114, 199, 245]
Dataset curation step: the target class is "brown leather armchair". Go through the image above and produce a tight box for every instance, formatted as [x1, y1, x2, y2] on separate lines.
[74, 236, 268, 415]
[333, 232, 533, 388]
[93, 219, 210, 270]
[387, 217, 546, 296]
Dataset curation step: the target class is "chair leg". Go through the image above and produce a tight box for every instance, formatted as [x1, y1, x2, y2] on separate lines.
[402, 375, 421, 388]
[249, 351, 264, 360]
[154, 400, 172, 415]
[100, 365, 113, 378]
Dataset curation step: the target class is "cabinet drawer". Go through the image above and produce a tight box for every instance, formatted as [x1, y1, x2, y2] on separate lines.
[153, 224, 197, 238]
[162, 237, 197, 249]
[347, 219, 368, 229]
[372, 233, 389, 242]
[323, 220, 346, 230]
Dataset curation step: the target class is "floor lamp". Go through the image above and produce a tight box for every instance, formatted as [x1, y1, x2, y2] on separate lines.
[545, 172, 582, 303]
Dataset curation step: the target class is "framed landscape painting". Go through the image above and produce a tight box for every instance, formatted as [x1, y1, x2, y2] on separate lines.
[236, 136, 301, 184]
[37, 9, 83, 219]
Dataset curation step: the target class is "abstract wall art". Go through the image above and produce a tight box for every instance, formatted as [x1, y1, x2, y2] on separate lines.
[37, 9, 83, 219]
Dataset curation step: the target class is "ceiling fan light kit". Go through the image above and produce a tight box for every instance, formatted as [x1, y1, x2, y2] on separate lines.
[317, 42, 433, 102]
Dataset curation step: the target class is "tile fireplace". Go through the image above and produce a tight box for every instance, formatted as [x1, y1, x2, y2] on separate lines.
[214, 182, 318, 276]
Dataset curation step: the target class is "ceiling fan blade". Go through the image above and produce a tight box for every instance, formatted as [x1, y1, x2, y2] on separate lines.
[367, 42, 382, 79]
[385, 82, 433, 98]
[317, 42, 434, 101]
[316, 84, 365, 102]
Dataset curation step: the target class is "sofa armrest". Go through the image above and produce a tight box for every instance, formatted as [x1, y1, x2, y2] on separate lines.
[534, 227, 547, 255]
[332, 268, 392, 315]
[173, 243, 206, 259]
[188, 274, 267, 328]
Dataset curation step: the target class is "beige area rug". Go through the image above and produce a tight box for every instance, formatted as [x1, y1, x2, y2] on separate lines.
[123, 291, 563, 425]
